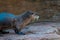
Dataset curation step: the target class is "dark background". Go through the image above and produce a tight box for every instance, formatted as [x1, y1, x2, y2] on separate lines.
[0, 0, 60, 21]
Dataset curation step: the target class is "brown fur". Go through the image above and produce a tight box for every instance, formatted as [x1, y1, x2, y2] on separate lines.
[0, 14, 35, 34]
[0, 11, 38, 34]
[18, 15, 35, 31]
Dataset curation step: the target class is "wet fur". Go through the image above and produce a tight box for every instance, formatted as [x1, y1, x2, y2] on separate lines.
[0, 11, 35, 34]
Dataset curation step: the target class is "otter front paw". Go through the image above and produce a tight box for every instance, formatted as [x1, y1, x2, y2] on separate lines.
[16, 32, 25, 35]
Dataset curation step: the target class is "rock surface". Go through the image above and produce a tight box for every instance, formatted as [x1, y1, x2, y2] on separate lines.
[0, 22, 60, 40]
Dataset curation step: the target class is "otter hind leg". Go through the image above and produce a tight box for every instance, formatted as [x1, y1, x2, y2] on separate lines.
[0, 30, 9, 34]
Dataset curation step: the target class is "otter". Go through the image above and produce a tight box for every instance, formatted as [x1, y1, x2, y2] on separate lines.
[0, 11, 39, 35]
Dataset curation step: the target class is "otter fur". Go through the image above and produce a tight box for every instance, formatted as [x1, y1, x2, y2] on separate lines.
[0, 11, 39, 35]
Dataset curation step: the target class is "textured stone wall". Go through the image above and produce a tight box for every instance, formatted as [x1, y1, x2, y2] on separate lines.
[0, 0, 60, 20]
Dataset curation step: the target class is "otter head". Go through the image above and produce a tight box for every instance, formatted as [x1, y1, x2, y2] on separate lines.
[23, 11, 39, 23]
